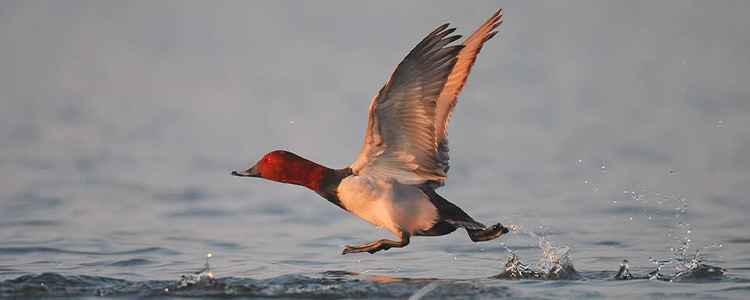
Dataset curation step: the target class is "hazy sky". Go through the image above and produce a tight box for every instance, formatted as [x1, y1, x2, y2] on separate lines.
[1, 1, 749, 207]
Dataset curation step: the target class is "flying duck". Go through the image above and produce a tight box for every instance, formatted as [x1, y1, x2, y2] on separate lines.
[233, 9, 508, 255]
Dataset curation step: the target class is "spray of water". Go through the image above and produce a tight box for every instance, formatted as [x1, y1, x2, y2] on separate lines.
[614, 192, 727, 282]
[494, 225, 577, 280]
[616, 242, 726, 281]
[164, 252, 219, 292]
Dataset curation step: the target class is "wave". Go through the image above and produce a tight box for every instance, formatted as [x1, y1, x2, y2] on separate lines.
[0, 246, 178, 256]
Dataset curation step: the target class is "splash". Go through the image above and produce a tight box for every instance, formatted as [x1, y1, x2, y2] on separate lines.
[613, 192, 727, 282]
[647, 242, 727, 282]
[496, 253, 537, 279]
[534, 232, 577, 279]
[614, 260, 634, 280]
[615, 241, 726, 281]
[494, 226, 577, 280]
[165, 252, 219, 292]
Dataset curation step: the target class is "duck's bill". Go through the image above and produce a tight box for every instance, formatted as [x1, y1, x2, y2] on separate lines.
[231, 164, 261, 177]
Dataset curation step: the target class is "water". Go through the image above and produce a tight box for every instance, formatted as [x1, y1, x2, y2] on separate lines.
[0, 190, 745, 298]
[2, 1, 750, 299]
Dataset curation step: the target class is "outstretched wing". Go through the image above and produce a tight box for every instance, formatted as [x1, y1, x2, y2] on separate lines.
[350, 24, 464, 185]
[436, 9, 503, 176]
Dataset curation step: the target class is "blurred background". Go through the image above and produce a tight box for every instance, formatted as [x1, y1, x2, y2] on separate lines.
[1, 0, 748, 281]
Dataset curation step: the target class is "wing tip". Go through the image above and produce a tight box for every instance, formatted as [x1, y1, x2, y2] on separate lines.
[492, 8, 503, 20]
[487, 31, 499, 41]
[434, 23, 451, 34]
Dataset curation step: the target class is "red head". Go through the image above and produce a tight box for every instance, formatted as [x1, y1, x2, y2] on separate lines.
[232, 150, 325, 188]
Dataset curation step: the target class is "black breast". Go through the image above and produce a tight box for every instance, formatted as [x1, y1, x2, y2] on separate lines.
[315, 167, 353, 210]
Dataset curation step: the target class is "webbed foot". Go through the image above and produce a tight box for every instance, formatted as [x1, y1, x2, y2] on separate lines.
[342, 233, 410, 255]
[468, 223, 509, 242]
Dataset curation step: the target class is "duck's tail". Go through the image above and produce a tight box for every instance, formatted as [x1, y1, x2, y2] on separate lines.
[417, 186, 508, 241]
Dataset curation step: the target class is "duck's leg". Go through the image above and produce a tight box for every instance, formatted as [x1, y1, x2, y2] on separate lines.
[467, 223, 509, 242]
[342, 231, 410, 255]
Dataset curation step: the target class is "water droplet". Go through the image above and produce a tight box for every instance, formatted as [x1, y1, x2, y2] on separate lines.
[578, 159, 582, 163]
[613, 199, 617, 204]
[290, 120, 294, 124]
[670, 170, 674, 175]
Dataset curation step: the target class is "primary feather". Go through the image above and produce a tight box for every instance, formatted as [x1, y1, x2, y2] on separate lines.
[351, 9, 503, 188]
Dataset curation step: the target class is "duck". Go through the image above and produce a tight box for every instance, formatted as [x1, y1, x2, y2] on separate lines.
[233, 9, 509, 255]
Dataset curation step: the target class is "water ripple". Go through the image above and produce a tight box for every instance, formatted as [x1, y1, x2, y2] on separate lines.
[0, 247, 178, 256]
[0, 220, 63, 227]
[0, 273, 515, 298]
[79, 259, 156, 268]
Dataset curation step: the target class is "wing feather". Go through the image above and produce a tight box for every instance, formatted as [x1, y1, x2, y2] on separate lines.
[436, 9, 503, 176]
[351, 25, 464, 185]
[351, 9, 503, 187]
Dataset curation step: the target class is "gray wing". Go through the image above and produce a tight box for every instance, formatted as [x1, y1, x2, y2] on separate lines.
[435, 9, 503, 177]
[351, 24, 464, 186]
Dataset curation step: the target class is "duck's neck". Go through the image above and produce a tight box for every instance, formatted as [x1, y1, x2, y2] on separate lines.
[278, 159, 351, 208]
[280, 159, 329, 190]
[289, 161, 352, 210]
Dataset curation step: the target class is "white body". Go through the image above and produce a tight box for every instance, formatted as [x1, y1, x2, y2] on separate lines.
[337, 175, 438, 235]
